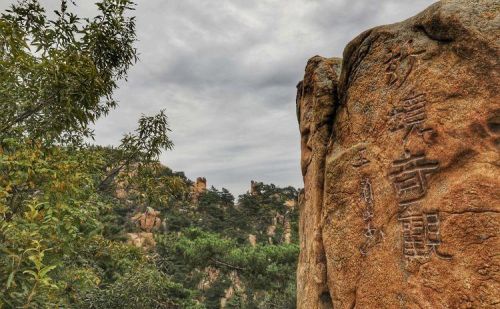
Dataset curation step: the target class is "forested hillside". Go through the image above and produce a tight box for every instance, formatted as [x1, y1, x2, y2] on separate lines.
[0, 1, 299, 308]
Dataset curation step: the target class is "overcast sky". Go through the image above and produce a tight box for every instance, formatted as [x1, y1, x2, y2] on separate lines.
[2, 0, 436, 196]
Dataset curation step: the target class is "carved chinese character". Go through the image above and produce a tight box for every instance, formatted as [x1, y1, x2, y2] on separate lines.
[384, 42, 426, 89]
[399, 212, 451, 260]
[390, 151, 439, 206]
[359, 178, 380, 256]
[424, 213, 451, 260]
[352, 147, 370, 167]
[364, 222, 377, 238]
[361, 178, 373, 205]
[399, 212, 427, 258]
[389, 93, 433, 141]
[361, 178, 374, 220]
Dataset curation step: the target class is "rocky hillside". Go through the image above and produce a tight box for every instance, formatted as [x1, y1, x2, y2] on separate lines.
[108, 163, 301, 308]
[296, 0, 499, 308]
[0, 1, 303, 306]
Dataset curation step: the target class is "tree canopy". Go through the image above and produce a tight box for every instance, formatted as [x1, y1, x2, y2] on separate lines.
[0, 1, 301, 308]
[0, 0, 137, 142]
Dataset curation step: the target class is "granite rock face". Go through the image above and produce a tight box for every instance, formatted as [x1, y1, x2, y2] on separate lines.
[296, 1, 499, 308]
[126, 232, 156, 250]
[297, 56, 341, 309]
[131, 207, 162, 232]
[190, 177, 207, 202]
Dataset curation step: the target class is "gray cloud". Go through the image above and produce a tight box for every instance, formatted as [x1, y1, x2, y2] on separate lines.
[1, 0, 437, 195]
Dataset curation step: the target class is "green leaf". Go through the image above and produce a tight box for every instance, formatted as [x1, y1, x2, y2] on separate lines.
[40, 265, 57, 277]
[6, 271, 15, 289]
[23, 270, 38, 279]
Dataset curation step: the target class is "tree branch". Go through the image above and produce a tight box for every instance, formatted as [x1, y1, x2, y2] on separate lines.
[0, 101, 46, 134]
[210, 258, 246, 271]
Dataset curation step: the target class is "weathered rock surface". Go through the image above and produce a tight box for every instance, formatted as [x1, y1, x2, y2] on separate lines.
[194, 177, 207, 193]
[126, 232, 156, 250]
[191, 176, 207, 201]
[297, 55, 341, 309]
[250, 180, 262, 195]
[131, 207, 162, 232]
[296, 1, 499, 308]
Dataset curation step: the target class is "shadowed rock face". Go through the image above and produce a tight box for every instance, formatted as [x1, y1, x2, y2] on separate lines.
[296, 1, 499, 308]
[194, 177, 207, 194]
[296, 56, 341, 309]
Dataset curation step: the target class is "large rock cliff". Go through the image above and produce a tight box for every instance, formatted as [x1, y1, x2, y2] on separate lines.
[296, 1, 499, 308]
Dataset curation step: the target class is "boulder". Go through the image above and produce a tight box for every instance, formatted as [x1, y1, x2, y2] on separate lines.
[126, 232, 156, 250]
[296, 1, 500, 308]
[250, 180, 262, 195]
[131, 207, 162, 232]
[191, 177, 207, 201]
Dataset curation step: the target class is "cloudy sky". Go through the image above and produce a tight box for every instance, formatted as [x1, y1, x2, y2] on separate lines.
[2, 0, 437, 195]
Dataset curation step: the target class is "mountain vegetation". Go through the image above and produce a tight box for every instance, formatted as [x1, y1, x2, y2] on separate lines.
[0, 1, 300, 308]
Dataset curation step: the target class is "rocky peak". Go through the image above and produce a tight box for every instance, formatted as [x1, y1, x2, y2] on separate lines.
[194, 177, 207, 193]
[191, 177, 207, 201]
[250, 180, 262, 195]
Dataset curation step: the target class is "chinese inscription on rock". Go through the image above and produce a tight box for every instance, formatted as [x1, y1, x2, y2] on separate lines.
[387, 90, 450, 260]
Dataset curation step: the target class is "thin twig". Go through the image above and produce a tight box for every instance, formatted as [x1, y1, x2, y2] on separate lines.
[210, 258, 246, 271]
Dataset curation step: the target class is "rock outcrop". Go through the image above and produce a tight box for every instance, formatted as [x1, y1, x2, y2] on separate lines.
[191, 177, 207, 201]
[126, 232, 156, 250]
[131, 207, 162, 232]
[127, 207, 162, 250]
[297, 56, 341, 309]
[250, 180, 262, 195]
[194, 177, 207, 193]
[296, 1, 499, 308]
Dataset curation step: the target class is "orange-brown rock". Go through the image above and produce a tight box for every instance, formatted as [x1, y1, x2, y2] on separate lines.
[191, 177, 207, 201]
[248, 234, 257, 247]
[284, 198, 296, 244]
[283, 219, 292, 244]
[131, 207, 162, 232]
[197, 267, 244, 308]
[284, 198, 297, 208]
[126, 232, 156, 250]
[297, 55, 341, 309]
[197, 266, 221, 291]
[250, 180, 262, 195]
[220, 271, 244, 308]
[194, 177, 207, 193]
[296, 1, 499, 308]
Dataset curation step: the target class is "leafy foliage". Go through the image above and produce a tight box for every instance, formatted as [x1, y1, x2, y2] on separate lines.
[97, 110, 175, 193]
[0, 0, 137, 142]
[0, 1, 301, 308]
[80, 266, 202, 309]
[156, 185, 299, 308]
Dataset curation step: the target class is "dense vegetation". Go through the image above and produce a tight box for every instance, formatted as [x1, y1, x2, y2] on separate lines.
[0, 1, 300, 308]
